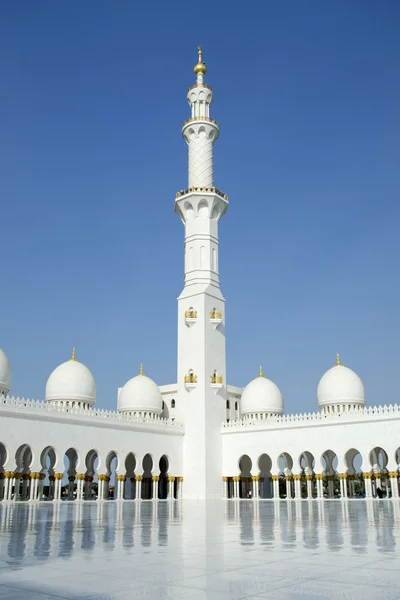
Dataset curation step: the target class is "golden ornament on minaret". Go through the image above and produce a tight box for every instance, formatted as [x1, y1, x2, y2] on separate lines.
[194, 45, 207, 76]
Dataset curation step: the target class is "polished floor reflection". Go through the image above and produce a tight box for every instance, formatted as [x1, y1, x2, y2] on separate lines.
[0, 500, 399, 599]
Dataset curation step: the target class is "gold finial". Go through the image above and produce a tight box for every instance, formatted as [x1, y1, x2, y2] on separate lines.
[71, 347, 76, 361]
[139, 363, 143, 375]
[336, 353, 341, 366]
[194, 44, 207, 76]
[259, 365, 264, 378]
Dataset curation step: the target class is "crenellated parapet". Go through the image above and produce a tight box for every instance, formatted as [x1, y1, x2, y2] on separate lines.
[221, 403, 400, 432]
[0, 395, 184, 430]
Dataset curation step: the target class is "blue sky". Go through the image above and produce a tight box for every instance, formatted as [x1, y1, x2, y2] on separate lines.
[1, 1, 399, 413]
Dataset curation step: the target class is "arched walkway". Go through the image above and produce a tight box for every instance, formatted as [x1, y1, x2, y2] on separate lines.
[369, 446, 389, 498]
[278, 452, 294, 499]
[238, 455, 252, 499]
[84, 449, 99, 500]
[258, 453, 272, 498]
[64, 448, 78, 500]
[142, 454, 153, 499]
[321, 449, 339, 499]
[15, 444, 32, 500]
[124, 452, 136, 499]
[299, 451, 315, 499]
[345, 448, 363, 498]
[40, 446, 57, 500]
[0, 443, 6, 500]
[159, 455, 169, 499]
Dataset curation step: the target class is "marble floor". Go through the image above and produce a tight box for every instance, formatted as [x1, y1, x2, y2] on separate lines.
[0, 500, 399, 599]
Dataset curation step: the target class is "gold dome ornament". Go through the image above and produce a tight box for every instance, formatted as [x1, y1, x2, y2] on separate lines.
[194, 45, 207, 76]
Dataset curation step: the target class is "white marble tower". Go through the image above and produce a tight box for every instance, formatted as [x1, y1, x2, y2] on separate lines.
[175, 47, 229, 499]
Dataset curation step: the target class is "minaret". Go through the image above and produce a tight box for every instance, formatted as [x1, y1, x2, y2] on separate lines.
[175, 47, 228, 499]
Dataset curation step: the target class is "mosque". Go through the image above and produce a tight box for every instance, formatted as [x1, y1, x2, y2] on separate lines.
[0, 48, 399, 503]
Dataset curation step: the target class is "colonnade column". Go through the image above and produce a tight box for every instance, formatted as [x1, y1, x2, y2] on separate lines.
[293, 475, 302, 499]
[117, 475, 126, 500]
[135, 475, 142, 499]
[306, 475, 313, 499]
[373, 472, 381, 494]
[177, 477, 183, 499]
[272, 475, 280, 499]
[68, 475, 75, 499]
[338, 474, 348, 498]
[21, 473, 30, 500]
[97, 475, 104, 500]
[223, 477, 228, 498]
[13, 473, 21, 500]
[232, 476, 239, 498]
[315, 474, 324, 499]
[29, 473, 38, 500]
[364, 473, 373, 498]
[37, 473, 45, 500]
[5, 472, 15, 500]
[0, 474, 4, 500]
[285, 476, 293, 499]
[252, 476, 259, 499]
[54, 473, 64, 500]
[389, 472, 399, 497]
[76, 474, 84, 500]
[152, 476, 159, 500]
[167, 476, 175, 499]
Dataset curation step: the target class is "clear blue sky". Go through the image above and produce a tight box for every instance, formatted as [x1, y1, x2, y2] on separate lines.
[1, 1, 399, 413]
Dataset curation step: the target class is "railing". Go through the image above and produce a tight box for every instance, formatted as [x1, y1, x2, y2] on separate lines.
[188, 83, 213, 92]
[210, 311, 222, 320]
[176, 186, 228, 201]
[182, 116, 218, 128]
[185, 310, 197, 319]
[221, 404, 400, 431]
[0, 395, 184, 429]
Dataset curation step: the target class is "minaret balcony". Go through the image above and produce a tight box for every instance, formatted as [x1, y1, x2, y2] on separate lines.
[210, 374, 223, 392]
[184, 373, 198, 390]
[176, 186, 228, 201]
[182, 116, 219, 128]
[210, 310, 223, 328]
[184, 310, 197, 327]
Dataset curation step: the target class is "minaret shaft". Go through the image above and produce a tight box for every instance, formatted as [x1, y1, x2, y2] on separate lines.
[174, 48, 228, 499]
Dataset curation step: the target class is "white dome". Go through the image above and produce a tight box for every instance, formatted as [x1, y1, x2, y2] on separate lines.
[241, 369, 284, 416]
[118, 368, 163, 415]
[46, 350, 96, 406]
[0, 349, 11, 395]
[317, 356, 365, 409]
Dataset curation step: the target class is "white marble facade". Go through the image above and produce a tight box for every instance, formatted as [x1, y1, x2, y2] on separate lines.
[1, 48, 399, 502]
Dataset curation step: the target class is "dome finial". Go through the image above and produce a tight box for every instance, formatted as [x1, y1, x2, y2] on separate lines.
[259, 365, 264, 378]
[336, 353, 341, 366]
[139, 363, 143, 376]
[194, 44, 207, 77]
[71, 347, 76, 361]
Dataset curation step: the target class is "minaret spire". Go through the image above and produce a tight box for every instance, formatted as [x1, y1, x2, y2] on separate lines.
[194, 44, 207, 83]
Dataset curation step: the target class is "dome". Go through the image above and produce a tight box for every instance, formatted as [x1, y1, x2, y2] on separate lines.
[317, 354, 365, 410]
[45, 349, 96, 406]
[0, 349, 11, 395]
[240, 367, 284, 416]
[118, 365, 163, 415]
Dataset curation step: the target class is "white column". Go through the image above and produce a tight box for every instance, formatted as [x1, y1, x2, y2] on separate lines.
[76, 476, 85, 500]
[272, 476, 280, 499]
[306, 476, 313, 499]
[341, 475, 348, 498]
[390, 472, 399, 497]
[364, 475, 373, 498]
[167, 477, 175, 499]
[29, 474, 37, 501]
[294, 476, 301, 499]
[4, 474, 11, 500]
[285, 477, 293, 499]
[223, 478, 228, 498]
[315, 476, 323, 499]
[152, 477, 159, 500]
[253, 477, 259, 499]
[136, 477, 142, 500]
